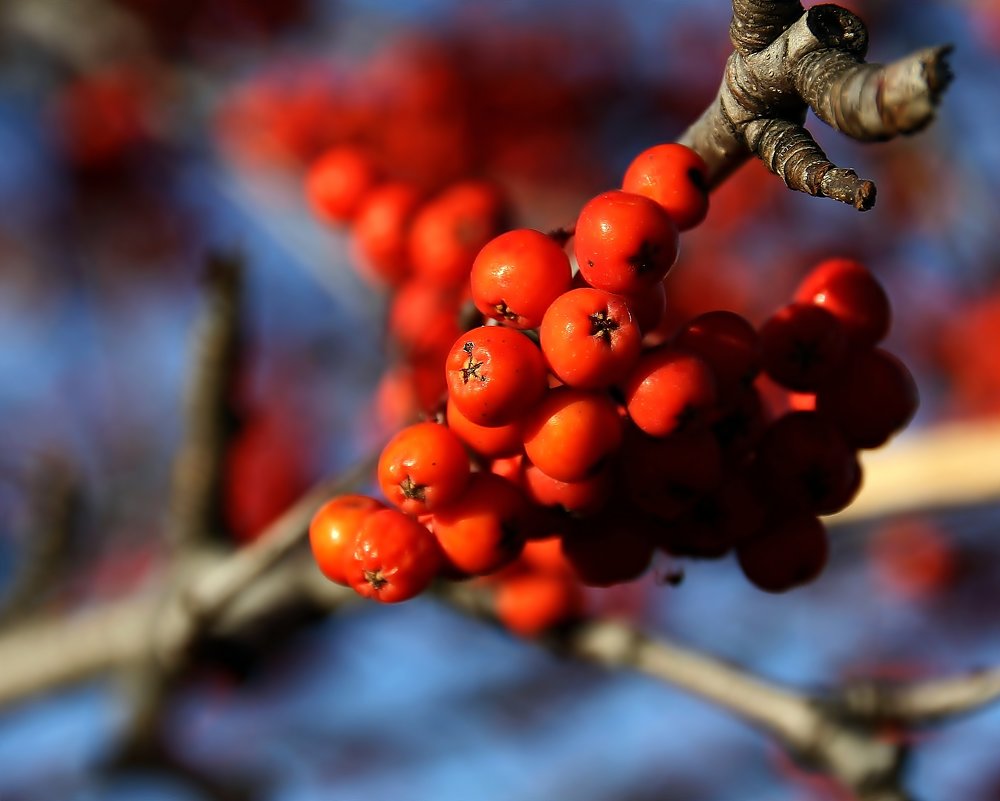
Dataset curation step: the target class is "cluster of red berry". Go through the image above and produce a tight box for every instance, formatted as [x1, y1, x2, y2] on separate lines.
[304, 139, 918, 637]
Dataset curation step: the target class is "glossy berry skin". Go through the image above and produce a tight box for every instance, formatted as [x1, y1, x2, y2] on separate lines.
[522, 461, 614, 517]
[574, 190, 679, 295]
[445, 326, 548, 426]
[737, 514, 829, 593]
[496, 573, 584, 637]
[431, 473, 529, 576]
[347, 509, 442, 603]
[760, 302, 849, 392]
[520, 536, 576, 576]
[817, 348, 918, 449]
[522, 387, 623, 483]
[305, 146, 380, 224]
[309, 495, 386, 585]
[540, 288, 642, 389]
[352, 182, 423, 286]
[622, 143, 710, 231]
[377, 422, 471, 515]
[409, 180, 507, 289]
[470, 229, 573, 329]
[674, 310, 760, 395]
[622, 346, 717, 438]
[445, 396, 523, 459]
[794, 258, 891, 347]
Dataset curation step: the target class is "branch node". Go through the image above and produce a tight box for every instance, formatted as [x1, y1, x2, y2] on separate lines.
[806, 4, 868, 56]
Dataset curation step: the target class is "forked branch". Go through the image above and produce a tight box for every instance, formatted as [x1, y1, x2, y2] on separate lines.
[680, 2, 952, 208]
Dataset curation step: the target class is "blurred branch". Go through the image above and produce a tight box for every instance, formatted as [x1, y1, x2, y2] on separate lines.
[837, 667, 1000, 726]
[1, 0, 150, 70]
[679, 2, 952, 208]
[0, 592, 157, 706]
[0, 536, 355, 709]
[0, 489, 998, 800]
[169, 251, 244, 551]
[179, 452, 377, 630]
[829, 419, 1000, 525]
[0, 455, 78, 628]
[437, 581, 1000, 801]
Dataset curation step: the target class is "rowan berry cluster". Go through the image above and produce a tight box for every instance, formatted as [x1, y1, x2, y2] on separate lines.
[304, 139, 918, 636]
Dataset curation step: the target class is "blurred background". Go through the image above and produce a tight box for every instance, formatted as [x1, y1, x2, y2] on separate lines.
[1, 0, 1000, 799]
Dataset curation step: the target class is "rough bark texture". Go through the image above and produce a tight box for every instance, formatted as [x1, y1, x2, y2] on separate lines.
[680, 1, 952, 209]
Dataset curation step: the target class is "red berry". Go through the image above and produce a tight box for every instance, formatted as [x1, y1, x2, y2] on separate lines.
[470, 229, 573, 329]
[445, 396, 523, 459]
[496, 573, 584, 637]
[445, 326, 549, 426]
[622, 346, 717, 437]
[431, 472, 530, 575]
[755, 412, 861, 516]
[663, 477, 766, 558]
[760, 303, 849, 392]
[522, 387, 623, 483]
[306, 146, 380, 224]
[795, 258, 891, 347]
[309, 495, 386, 585]
[539, 287, 642, 389]
[621, 426, 722, 521]
[377, 422, 471, 515]
[388, 279, 462, 360]
[520, 537, 576, 577]
[409, 180, 507, 289]
[674, 310, 760, 395]
[574, 191, 679, 294]
[562, 509, 657, 587]
[347, 509, 443, 603]
[522, 460, 614, 517]
[351, 181, 423, 286]
[737, 515, 828, 593]
[622, 143, 710, 231]
[817, 348, 918, 448]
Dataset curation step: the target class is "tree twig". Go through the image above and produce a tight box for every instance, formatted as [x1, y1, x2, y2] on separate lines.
[829, 418, 1000, 525]
[0, 455, 79, 628]
[679, 1, 952, 208]
[168, 251, 244, 551]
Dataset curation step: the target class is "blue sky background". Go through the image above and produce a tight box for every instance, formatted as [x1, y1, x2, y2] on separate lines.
[1, 1, 1000, 799]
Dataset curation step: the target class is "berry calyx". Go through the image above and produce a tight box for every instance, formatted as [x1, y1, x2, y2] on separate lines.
[346, 509, 443, 603]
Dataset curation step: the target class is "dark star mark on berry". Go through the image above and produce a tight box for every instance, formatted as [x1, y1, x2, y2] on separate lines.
[400, 475, 427, 502]
[494, 300, 519, 322]
[687, 167, 708, 195]
[460, 353, 486, 383]
[589, 310, 620, 344]
[626, 240, 662, 274]
[364, 569, 388, 591]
